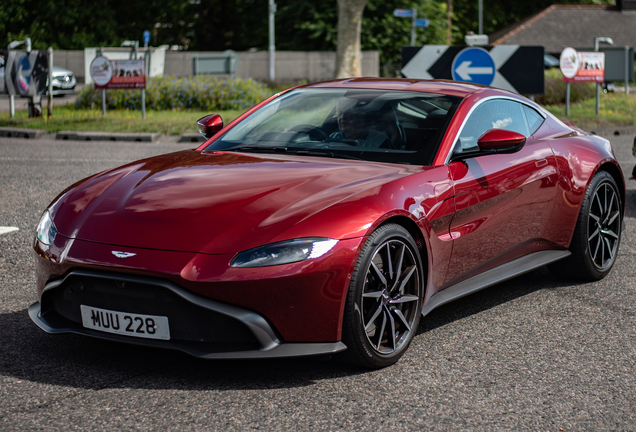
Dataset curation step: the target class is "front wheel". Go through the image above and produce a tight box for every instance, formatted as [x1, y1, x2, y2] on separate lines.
[550, 171, 622, 281]
[341, 224, 424, 369]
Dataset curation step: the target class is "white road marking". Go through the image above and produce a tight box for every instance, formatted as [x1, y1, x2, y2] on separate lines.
[0, 227, 19, 235]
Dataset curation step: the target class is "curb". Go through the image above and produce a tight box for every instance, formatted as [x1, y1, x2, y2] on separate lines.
[0, 127, 47, 139]
[178, 133, 206, 144]
[55, 131, 162, 142]
[0, 127, 204, 144]
[581, 125, 636, 137]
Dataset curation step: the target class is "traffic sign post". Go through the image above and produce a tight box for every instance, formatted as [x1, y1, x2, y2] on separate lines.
[415, 19, 429, 28]
[394, 8, 428, 46]
[143, 30, 150, 48]
[393, 9, 413, 17]
[401, 45, 544, 95]
[451, 47, 496, 85]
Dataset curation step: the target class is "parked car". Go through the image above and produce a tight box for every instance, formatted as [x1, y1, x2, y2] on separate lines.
[29, 78, 625, 369]
[544, 53, 560, 68]
[0, 56, 77, 95]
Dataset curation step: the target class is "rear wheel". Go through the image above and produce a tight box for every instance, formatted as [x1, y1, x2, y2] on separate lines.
[341, 224, 424, 369]
[550, 171, 622, 281]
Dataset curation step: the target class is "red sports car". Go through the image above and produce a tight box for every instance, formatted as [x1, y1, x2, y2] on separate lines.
[30, 79, 625, 368]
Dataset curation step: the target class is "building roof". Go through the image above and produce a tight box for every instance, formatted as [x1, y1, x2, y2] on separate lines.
[490, 5, 636, 54]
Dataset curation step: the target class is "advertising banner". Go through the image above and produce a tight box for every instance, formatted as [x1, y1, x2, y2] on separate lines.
[90, 56, 146, 89]
[560, 47, 605, 83]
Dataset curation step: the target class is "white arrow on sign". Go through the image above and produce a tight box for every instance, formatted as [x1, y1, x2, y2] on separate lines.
[489, 45, 518, 92]
[402, 45, 449, 79]
[402, 44, 521, 93]
[454, 61, 493, 80]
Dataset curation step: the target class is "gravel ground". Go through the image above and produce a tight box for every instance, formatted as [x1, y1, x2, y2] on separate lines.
[0, 135, 635, 431]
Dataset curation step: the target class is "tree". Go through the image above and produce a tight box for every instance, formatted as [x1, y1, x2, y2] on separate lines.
[0, 0, 618, 77]
[276, 0, 449, 76]
[335, 0, 368, 78]
[362, 1, 449, 76]
[0, 0, 195, 50]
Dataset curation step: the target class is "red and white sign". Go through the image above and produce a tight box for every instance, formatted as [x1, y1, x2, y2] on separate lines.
[90, 56, 146, 89]
[560, 47, 605, 83]
[90, 56, 113, 87]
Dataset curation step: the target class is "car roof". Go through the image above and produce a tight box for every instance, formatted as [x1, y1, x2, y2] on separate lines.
[299, 78, 502, 99]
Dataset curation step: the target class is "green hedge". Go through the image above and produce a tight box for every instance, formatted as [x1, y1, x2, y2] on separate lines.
[536, 68, 596, 105]
[75, 76, 272, 111]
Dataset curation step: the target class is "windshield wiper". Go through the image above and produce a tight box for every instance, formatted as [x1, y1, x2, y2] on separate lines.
[294, 150, 363, 161]
[327, 138, 359, 145]
[231, 146, 363, 161]
[231, 146, 289, 153]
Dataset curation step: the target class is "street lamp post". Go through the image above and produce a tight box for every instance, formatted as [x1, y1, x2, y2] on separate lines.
[478, 0, 483, 35]
[411, 8, 417, 46]
[269, 0, 276, 82]
[594, 37, 613, 115]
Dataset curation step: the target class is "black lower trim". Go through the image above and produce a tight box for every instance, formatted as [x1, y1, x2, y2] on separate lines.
[30, 269, 348, 359]
[422, 250, 571, 317]
[29, 302, 346, 359]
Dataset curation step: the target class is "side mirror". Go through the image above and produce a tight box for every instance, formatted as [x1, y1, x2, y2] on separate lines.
[450, 128, 526, 163]
[197, 114, 223, 140]
[477, 128, 526, 152]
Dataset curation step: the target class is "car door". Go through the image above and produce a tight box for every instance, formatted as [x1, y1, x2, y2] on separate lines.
[443, 98, 559, 284]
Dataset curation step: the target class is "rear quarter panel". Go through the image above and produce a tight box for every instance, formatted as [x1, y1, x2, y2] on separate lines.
[535, 114, 625, 247]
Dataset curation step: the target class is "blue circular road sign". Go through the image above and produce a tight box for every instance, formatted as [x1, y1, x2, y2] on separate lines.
[451, 47, 495, 86]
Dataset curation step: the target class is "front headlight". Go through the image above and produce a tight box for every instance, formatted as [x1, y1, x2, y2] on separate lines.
[230, 238, 338, 268]
[36, 210, 57, 245]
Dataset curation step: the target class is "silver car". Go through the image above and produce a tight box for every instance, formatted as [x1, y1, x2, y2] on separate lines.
[0, 56, 77, 95]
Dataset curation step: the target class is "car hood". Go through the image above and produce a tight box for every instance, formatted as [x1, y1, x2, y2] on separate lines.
[52, 150, 420, 254]
[52, 66, 73, 76]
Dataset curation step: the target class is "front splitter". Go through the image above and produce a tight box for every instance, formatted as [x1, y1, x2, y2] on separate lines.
[29, 302, 347, 360]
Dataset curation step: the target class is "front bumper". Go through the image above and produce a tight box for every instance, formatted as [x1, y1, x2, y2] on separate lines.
[50, 74, 77, 95]
[29, 269, 347, 359]
[34, 235, 362, 342]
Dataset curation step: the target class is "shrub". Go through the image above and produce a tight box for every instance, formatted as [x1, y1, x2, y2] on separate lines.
[75, 76, 272, 111]
[535, 68, 595, 105]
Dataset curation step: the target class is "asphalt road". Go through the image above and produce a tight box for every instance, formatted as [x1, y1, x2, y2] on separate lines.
[0, 136, 635, 431]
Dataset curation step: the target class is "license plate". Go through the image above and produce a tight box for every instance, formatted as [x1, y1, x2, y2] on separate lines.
[80, 305, 170, 340]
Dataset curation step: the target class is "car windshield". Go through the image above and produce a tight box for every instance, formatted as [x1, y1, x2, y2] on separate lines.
[204, 88, 461, 165]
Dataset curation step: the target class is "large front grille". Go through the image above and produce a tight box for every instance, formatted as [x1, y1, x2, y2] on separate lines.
[43, 274, 259, 348]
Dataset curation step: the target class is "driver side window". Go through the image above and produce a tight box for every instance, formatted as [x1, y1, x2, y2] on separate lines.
[458, 99, 530, 153]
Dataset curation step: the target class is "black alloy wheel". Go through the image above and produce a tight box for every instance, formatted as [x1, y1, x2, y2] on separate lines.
[341, 224, 424, 368]
[586, 176, 621, 271]
[550, 171, 622, 281]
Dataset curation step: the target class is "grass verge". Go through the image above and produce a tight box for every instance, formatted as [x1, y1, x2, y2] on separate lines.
[0, 104, 245, 135]
[544, 91, 636, 128]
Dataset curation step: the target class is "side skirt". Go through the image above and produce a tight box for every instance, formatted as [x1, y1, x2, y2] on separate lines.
[422, 249, 571, 317]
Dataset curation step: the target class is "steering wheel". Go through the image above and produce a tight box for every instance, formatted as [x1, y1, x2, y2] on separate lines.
[288, 124, 328, 141]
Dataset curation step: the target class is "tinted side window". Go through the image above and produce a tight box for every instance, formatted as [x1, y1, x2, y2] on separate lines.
[522, 105, 544, 135]
[457, 99, 530, 152]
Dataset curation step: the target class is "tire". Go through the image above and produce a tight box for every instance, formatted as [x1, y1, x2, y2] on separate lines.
[550, 171, 622, 281]
[340, 224, 424, 369]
